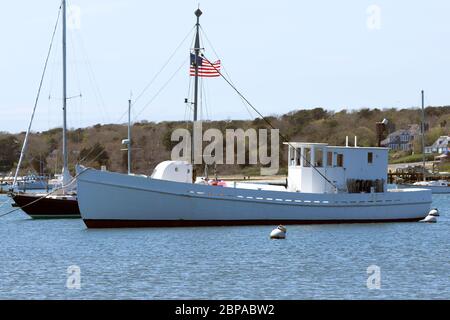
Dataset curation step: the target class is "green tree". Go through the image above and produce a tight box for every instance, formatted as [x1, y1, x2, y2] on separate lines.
[79, 142, 109, 167]
[0, 135, 20, 173]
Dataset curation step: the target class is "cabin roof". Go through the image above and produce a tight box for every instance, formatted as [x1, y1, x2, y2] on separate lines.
[283, 142, 388, 150]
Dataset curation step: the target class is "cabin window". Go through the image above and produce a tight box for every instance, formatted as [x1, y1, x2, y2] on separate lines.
[327, 152, 333, 167]
[336, 153, 344, 167]
[289, 147, 295, 165]
[368, 152, 373, 164]
[304, 148, 311, 167]
[315, 148, 323, 167]
[296, 148, 301, 166]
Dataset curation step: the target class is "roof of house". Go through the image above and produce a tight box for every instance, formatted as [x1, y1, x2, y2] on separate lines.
[380, 124, 421, 146]
[430, 136, 450, 148]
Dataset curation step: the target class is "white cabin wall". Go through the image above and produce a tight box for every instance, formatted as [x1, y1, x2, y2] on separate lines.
[287, 166, 302, 192]
[286, 143, 389, 194]
[151, 161, 193, 183]
[287, 145, 303, 192]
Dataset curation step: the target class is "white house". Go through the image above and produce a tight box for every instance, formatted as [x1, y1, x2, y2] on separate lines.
[424, 136, 450, 154]
[380, 124, 420, 151]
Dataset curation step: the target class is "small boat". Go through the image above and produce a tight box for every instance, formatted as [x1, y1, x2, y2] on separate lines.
[15, 174, 48, 191]
[398, 180, 450, 194]
[75, 9, 432, 228]
[9, 0, 80, 218]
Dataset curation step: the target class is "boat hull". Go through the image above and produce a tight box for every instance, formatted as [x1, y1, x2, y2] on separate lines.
[11, 193, 80, 219]
[397, 184, 450, 194]
[83, 217, 424, 228]
[77, 167, 432, 228]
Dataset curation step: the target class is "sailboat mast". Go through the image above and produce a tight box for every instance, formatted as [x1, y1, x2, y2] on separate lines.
[128, 98, 132, 175]
[421, 90, 426, 181]
[193, 8, 202, 123]
[61, 0, 69, 185]
[190, 8, 202, 177]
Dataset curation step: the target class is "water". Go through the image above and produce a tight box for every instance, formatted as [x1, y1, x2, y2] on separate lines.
[0, 193, 449, 299]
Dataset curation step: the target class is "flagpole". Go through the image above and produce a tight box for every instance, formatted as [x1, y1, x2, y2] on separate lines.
[193, 8, 201, 123]
[191, 8, 202, 181]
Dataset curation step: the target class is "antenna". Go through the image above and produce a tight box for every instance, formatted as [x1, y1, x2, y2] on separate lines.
[421, 90, 426, 181]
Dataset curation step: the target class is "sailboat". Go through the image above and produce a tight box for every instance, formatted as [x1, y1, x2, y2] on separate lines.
[10, 0, 80, 218]
[75, 8, 433, 228]
[397, 91, 450, 194]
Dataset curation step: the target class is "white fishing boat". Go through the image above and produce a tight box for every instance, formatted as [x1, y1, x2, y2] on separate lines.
[77, 142, 432, 228]
[75, 8, 432, 228]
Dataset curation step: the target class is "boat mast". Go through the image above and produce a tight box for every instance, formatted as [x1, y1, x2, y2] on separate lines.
[421, 90, 426, 181]
[61, 0, 70, 188]
[193, 9, 202, 125]
[191, 8, 202, 179]
[127, 98, 132, 175]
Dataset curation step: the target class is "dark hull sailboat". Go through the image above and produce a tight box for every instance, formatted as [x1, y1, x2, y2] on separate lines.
[11, 193, 80, 219]
[10, 0, 79, 219]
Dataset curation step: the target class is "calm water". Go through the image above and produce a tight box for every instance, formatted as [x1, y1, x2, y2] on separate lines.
[0, 193, 449, 299]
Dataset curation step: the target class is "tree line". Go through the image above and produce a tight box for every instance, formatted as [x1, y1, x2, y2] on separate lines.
[1, 106, 449, 177]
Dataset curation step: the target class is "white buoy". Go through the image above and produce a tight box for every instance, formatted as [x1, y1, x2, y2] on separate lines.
[420, 215, 437, 223]
[428, 208, 439, 217]
[270, 225, 287, 239]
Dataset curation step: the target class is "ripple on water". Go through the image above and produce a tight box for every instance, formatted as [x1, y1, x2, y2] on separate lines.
[0, 194, 449, 299]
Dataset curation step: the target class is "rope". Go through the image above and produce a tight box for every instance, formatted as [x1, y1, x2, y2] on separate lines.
[77, 28, 197, 167]
[199, 26, 255, 119]
[131, 26, 195, 110]
[77, 27, 194, 167]
[201, 53, 337, 190]
[133, 56, 189, 121]
[76, 31, 110, 124]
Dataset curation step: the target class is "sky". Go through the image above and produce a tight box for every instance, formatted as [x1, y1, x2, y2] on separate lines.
[1, 0, 450, 133]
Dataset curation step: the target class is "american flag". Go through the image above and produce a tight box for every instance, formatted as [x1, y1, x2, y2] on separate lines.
[190, 53, 221, 78]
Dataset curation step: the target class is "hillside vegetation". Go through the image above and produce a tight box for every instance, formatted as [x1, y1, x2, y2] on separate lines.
[1, 106, 449, 176]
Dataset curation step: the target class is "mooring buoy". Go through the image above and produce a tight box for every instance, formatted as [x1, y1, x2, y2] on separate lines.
[270, 225, 287, 239]
[428, 208, 439, 217]
[420, 215, 437, 223]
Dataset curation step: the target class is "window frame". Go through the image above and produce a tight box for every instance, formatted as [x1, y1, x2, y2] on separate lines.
[367, 152, 373, 164]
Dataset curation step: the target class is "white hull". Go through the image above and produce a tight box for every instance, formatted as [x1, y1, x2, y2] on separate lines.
[397, 184, 450, 194]
[77, 167, 432, 228]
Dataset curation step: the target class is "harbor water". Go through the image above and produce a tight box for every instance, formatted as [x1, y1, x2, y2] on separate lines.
[0, 193, 449, 299]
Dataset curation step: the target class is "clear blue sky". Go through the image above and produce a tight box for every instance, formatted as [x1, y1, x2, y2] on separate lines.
[1, 0, 449, 133]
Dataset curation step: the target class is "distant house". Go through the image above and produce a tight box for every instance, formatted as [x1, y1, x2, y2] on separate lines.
[425, 136, 450, 154]
[380, 124, 421, 151]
